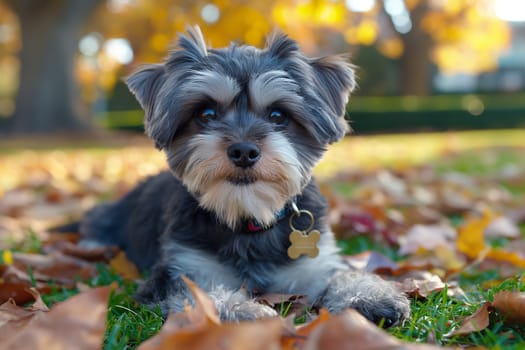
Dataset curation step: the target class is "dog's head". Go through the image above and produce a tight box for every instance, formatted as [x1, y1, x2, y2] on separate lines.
[126, 26, 355, 229]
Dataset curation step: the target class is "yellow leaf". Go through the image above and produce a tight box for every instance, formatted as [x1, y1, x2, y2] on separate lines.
[109, 251, 140, 280]
[456, 210, 494, 258]
[2, 250, 13, 265]
[487, 249, 525, 269]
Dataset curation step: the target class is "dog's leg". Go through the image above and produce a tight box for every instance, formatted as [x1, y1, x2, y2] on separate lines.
[269, 232, 409, 326]
[208, 286, 278, 322]
[135, 264, 277, 321]
[320, 270, 410, 327]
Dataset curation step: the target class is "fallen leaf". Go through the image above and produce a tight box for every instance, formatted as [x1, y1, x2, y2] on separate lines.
[343, 251, 399, 273]
[182, 275, 221, 324]
[493, 291, 525, 324]
[43, 240, 119, 262]
[399, 224, 456, 256]
[0, 299, 40, 338]
[0, 264, 53, 304]
[400, 272, 447, 298]
[281, 308, 331, 349]
[12, 251, 98, 284]
[109, 251, 141, 280]
[457, 210, 494, 259]
[26, 287, 49, 312]
[447, 302, 491, 336]
[484, 216, 520, 239]
[303, 308, 447, 349]
[139, 276, 284, 350]
[486, 248, 525, 269]
[1, 286, 111, 350]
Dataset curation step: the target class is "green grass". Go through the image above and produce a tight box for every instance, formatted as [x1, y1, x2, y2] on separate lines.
[104, 285, 164, 349]
[29, 263, 525, 349]
[390, 277, 525, 349]
[2, 134, 525, 349]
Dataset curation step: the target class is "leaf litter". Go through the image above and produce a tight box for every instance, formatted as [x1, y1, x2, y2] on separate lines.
[0, 146, 524, 348]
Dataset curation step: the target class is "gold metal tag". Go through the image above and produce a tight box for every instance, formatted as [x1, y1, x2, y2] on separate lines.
[287, 204, 320, 259]
[288, 229, 320, 259]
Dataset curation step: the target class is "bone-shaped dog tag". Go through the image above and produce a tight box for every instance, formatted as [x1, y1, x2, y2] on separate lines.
[287, 229, 320, 259]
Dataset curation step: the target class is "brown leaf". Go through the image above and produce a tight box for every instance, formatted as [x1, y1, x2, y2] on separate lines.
[281, 308, 331, 349]
[0, 265, 53, 304]
[109, 251, 141, 280]
[12, 251, 98, 284]
[25, 288, 49, 312]
[303, 308, 446, 349]
[182, 275, 221, 324]
[484, 216, 520, 239]
[447, 302, 491, 336]
[1, 286, 111, 350]
[43, 232, 81, 244]
[139, 276, 284, 350]
[493, 291, 525, 324]
[399, 224, 456, 256]
[400, 272, 446, 298]
[256, 293, 309, 318]
[43, 240, 119, 262]
[0, 299, 41, 339]
[343, 251, 399, 273]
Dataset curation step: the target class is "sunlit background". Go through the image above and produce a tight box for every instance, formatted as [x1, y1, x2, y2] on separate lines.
[0, 0, 524, 134]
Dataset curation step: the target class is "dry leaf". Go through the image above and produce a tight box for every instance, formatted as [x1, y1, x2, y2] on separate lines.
[1, 286, 111, 350]
[400, 272, 446, 298]
[43, 240, 119, 262]
[139, 276, 283, 350]
[256, 293, 309, 317]
[0, 264, 54, 304]
[343, 251, 399, 273]
[399, 224, 456, 256]
[493, 291, 525, 324]
[486, 248, 525, 269]
[303, 308, 446, 350]
[457, 211, 494, 259]
[12, 251, 98, 284]
[109, 251, 141, 280]
[182, 275, 221, 324]
[484, 216, 520, 239]
[447, 302, 491, 336]
[281, 308, 331, 349]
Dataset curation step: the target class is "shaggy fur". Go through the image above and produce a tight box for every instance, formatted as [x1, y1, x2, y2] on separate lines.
[77, 27, 410, 326]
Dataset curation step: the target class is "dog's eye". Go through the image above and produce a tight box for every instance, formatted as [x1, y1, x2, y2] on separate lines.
[198, 108, 217, 123]
[268, 109, 288, 125]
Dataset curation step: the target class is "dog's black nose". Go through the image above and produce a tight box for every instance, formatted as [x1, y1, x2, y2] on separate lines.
[227, 142, 261, 168]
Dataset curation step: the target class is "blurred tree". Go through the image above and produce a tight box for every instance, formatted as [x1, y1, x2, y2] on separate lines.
[273, 0, 510, 95]
[0, 0, 512, 135]
[3, 0, 103, 134]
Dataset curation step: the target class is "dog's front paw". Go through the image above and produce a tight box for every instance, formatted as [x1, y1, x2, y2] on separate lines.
[222, 300, 279, 322]
[321, 270, 410, 327]
[208, 286, 278, 322]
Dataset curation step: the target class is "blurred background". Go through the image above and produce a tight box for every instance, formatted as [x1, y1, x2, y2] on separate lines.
[0, 0, 524, 136]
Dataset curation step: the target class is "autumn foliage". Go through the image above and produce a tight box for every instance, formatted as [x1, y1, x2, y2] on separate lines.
[1, 133, 525, 348]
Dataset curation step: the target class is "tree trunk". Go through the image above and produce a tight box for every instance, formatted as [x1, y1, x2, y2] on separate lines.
[399, 13, 433, 96]
[381, 1, 434, 96]
[5, 0, 102, 134]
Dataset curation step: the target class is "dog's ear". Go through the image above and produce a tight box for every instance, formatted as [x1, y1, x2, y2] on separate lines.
[310, 56, 356, 143]
[126, 64, 168, 149]
[265, 30, 299, 58]
[166, 26, 208, 70]
[178, 25, 208, 60]
[126, 64, 165, 111]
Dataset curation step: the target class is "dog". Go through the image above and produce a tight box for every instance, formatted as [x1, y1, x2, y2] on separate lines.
[77, 26, 410, 326]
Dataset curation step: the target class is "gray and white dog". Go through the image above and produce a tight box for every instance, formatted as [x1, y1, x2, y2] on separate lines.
[78, 27, 410, 326]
